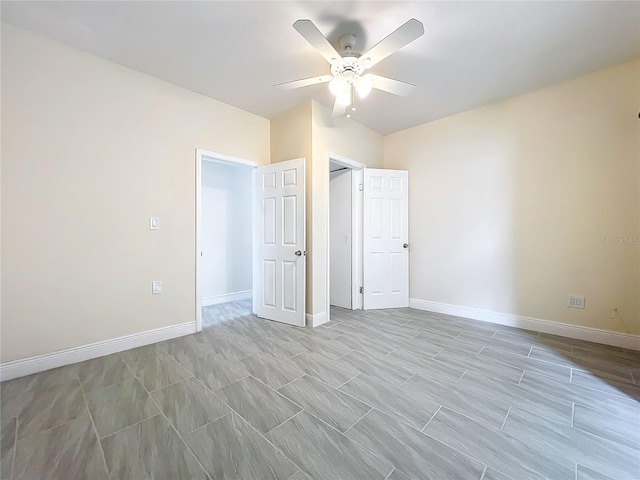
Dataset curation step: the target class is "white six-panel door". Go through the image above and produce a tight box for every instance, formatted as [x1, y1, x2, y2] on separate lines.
[254, 159, 306, 326]
[363, 168, 409, 309]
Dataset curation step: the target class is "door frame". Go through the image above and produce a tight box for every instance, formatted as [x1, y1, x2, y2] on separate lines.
[195, 148, 260, 332]
[327, 153, 365, 318]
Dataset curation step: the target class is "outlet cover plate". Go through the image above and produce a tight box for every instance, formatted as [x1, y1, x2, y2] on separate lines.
[567, 295, 585, 309]
[152, 281, 162, 295]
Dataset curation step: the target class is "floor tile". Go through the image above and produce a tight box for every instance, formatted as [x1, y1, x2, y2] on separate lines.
[519, 371, 640, 421]
[383, 348, 466, 384]
[293, 335, 352, 360]
[572, 403, 640, 451]
[1, 417, 16, 480]
[3, 302, 635, 479]
[332, 333, 395, 357]
[161, 334, 215, 364]
[101, 414, 206, 479]
[278, 375, 371, 432]
[380, 333, 444, 358]
[129, 353, 192, 391]
[570, 369, 640, 400]
[529, 348, 633, 383]
[118, 343, 166, 364]
[413, 332, 483, 356]
[502, 407, 639, 480]
[387, 468, 412, 480]
[340, 351, 414, 387]
[454, 332, 532, 356]
[482, 468, 515, 480]
[252, 334, 307, 361]
[266, 410, 393, 480]
[401, 373, 510, 430]
[180, 352, 249, 391]
[216, 376, 301, 434]
[576, 464, 616, 480]
[478, 347, 571, 381]
[346, 408, 485, 480]
[86, 378, 159, 438]
[18, 380, 86, 439]
[150, 377, 229, 435]
[77, 354, 133, 392]
[186, 412, 298, 480]
[424, 407, 574, 480]
[456, 369, 572, 426]
[1, 365, 79, 420]
[339, 373, 440, 431]
[13, 415, 107, 480]
[236, 352, 304, 390]
[432, 348, 524, 384]
[571, 345, 638, 369]
[291, 351, 360, 387]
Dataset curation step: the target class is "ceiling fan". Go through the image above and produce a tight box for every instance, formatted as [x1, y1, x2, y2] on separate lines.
[275, 18, 424, 117]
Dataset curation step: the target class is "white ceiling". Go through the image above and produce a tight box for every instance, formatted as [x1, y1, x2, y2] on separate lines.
[2, 1, 639, 135]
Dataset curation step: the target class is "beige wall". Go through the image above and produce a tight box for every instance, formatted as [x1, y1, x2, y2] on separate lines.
[270, 102, 314, 314]
[385, 59, 640, 335]
[1, 24, 270, 362]
[311, 100, 384, 317]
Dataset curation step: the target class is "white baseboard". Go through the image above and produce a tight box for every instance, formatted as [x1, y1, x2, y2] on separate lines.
[306, 311, 329, 328]
[409, 299, 640, 351]
[0, 321, 197, 382]
[202, 290, 252, 307]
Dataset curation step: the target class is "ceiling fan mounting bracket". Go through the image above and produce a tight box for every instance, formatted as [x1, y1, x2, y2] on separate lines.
[338, 33, 359, 57]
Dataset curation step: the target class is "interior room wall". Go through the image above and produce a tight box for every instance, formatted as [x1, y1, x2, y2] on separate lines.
[384, 59, 640, 336]
[201, 161, 253, 303]
[1, 24, 270, 362]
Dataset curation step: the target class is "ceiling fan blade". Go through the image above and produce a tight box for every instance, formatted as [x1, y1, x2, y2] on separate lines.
[332, 98, 347, 116]
[274, 75, 333, 90]
[359, 19, 424, 68]
[369, 74, 416, 97]
[293, 19, 341, 64]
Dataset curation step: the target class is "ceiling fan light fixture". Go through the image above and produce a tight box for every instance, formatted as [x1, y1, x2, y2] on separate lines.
[336, 88, 351, 106]
[329, 76, 348, 96]
[355, 75, 374, 98]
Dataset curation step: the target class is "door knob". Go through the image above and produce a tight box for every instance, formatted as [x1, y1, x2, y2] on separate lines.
[403, 243, 409, 249]
[294, 250, 302, 256]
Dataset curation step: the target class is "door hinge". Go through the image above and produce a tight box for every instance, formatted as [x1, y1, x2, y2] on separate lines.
[359, 184, 363, 191]
[359, 286, 364, 294]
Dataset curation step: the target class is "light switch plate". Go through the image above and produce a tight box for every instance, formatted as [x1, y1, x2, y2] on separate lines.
[149, 217, 159, 230]
[152, 281, 162, 295]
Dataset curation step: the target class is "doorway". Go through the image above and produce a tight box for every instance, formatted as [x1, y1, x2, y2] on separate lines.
[196, 150, 260, 331]
[196, 150, 307, 331]
[198, 153, 255, 329]
[328, 156, 365, 313]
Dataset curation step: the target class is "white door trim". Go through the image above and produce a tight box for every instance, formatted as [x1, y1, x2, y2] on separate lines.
[195, 149, 260, 332]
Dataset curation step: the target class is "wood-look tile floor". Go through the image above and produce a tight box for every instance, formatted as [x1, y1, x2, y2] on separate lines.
[1, 303, 639, 479]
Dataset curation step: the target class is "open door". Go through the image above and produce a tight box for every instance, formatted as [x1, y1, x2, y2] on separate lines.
[363, 168, 409, 309]
[254, 158, 306, 326]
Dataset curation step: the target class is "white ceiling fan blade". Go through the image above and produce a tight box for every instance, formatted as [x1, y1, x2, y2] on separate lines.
[293, 19, 341, 64]
[369, 75, 416, 97]
[332, 98, 347, 116]
[359, 19, 424, 68]
[274, 75, 333, 90]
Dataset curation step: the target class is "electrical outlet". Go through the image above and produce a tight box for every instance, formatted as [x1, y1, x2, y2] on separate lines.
[152, 281, 162, 295]
[567, 295, 585, 309]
